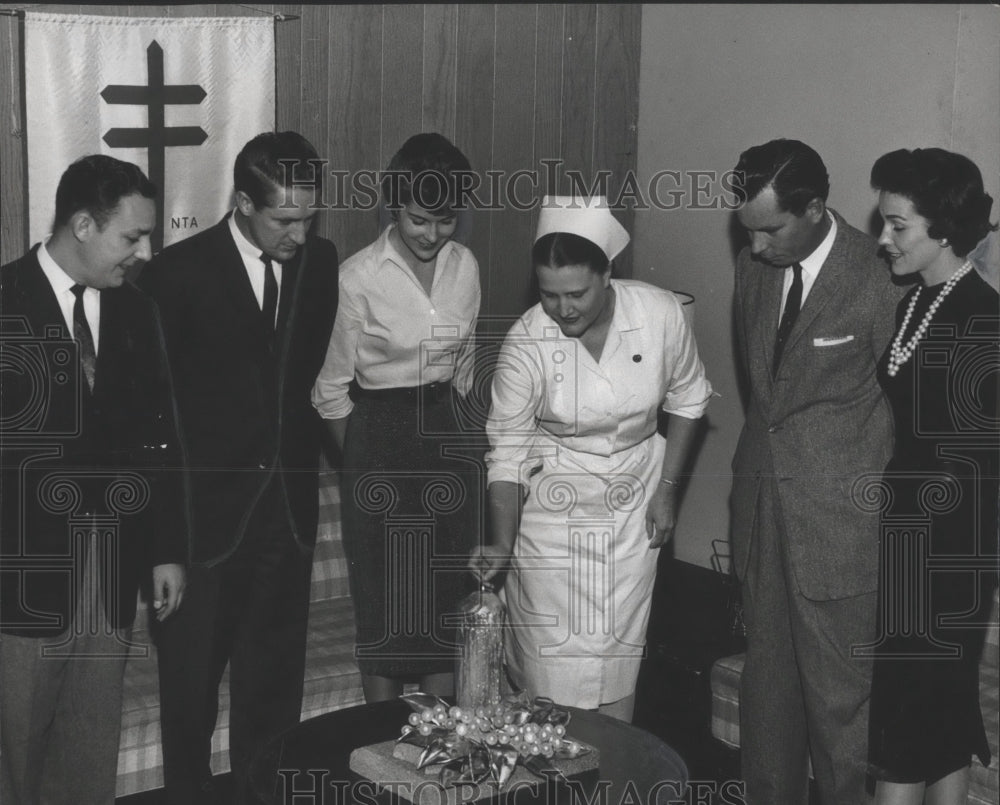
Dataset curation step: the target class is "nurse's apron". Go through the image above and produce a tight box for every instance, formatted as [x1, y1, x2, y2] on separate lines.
[502, 430, 665, 709]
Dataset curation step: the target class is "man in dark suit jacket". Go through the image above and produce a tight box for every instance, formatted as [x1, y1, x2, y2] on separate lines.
[0, 155, 186, 805]
[139, 131, 339, 805]
[729, 139, 905, 805]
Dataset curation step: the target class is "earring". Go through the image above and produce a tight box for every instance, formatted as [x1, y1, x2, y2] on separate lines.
[938, 238, 949, 246]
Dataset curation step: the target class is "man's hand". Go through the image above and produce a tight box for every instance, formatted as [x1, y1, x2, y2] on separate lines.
[151, 563, 186, 621]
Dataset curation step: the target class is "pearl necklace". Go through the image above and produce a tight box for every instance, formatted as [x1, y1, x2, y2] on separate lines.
[887, 260, 973, 377]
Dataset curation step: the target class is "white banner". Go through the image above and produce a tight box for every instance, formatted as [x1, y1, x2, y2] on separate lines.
[25, 12, 275, 252]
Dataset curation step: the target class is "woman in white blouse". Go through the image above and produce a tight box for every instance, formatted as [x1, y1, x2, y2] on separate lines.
[469, 196, 713, 722]
[312, 133, 481, 703]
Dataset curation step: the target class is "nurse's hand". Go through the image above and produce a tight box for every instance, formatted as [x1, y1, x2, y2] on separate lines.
[646, 483, 678, 548]
[468, 545, 512, 582]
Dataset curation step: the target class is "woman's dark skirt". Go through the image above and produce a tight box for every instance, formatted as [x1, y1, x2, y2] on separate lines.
[340, 385, 481, 677]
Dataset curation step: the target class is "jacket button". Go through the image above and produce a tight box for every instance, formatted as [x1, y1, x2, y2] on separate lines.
[768, 425, 780, 433]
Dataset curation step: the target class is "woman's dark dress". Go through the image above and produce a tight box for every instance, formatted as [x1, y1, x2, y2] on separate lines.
[868, 269, 999, 784]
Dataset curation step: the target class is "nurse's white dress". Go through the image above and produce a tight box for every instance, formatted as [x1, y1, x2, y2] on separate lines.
[485, 279, 713, 708]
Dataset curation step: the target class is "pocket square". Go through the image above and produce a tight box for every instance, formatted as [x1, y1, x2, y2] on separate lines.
[813, 335, 855, 346]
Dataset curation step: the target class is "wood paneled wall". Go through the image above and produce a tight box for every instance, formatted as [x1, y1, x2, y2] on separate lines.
[0, 4, 640, 322]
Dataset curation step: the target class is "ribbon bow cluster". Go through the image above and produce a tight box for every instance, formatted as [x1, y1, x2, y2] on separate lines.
[396, 691, 590, 789]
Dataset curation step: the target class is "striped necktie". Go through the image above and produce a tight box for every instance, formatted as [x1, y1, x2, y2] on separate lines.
[70, 284, 96, 392]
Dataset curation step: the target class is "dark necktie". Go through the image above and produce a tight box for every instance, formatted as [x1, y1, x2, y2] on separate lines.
[261, 254, 278, 336]
[772, 262, 803, 375]
[70, 284, 97, 392]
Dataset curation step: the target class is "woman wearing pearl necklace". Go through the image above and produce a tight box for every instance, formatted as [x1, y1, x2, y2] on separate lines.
[867, 148, 999, 805]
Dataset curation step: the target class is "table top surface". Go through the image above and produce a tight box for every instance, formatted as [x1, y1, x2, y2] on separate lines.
[250, 699, 688, 805]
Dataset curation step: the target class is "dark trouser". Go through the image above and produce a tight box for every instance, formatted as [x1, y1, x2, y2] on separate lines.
[739, 476, 876, 805]
[155, 485, 313, 805]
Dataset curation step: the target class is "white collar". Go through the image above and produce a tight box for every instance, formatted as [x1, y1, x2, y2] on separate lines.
[377, 223, 457, 272]
[228, 211, 276, 266]
[37, 240, 82, 297]
[799, 210, 837, 277]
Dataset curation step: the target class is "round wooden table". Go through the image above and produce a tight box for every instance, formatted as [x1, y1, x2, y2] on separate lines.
[250, 699, 688, 805]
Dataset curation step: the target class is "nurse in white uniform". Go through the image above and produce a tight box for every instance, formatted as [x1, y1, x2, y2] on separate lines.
[469, 196, 713, 722]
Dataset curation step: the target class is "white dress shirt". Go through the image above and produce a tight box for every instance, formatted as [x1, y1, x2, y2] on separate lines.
[311, 225, 482, 419]
[779, 211, 838, 317]
[37, 240, 100, 353]
[228, 213, 282, 324]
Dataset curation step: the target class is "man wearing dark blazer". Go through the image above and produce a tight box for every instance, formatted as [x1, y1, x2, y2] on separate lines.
[0, 155, 186, 805]
[139, 131, 339, 805]
[730, 139, 905, 805]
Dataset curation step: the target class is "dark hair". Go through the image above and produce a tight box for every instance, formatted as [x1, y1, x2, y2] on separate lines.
[532, 233, 609, 275]
[870, 148, 996, 257]
[381, 132, 472, 214]
[234, 131, 321, 208]
[53, 155, 156, 230]
[732, 138, 830, 216]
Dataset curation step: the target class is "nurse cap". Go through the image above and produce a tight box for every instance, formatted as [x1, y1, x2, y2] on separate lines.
[534, 195, 630, 261]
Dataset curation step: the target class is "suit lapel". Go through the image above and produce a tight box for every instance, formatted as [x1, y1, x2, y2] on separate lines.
[95, 287, 119, 394]
[748, 261, 784, 388]
[95, 284, 140, 398]
[781, 211, 850, 358]
[214, 216, 306, 350]
[210, 218, 269, 337]
[10, 252, 90, 433]
[16, 251, 106, 400]
[11, 250, 66, 332]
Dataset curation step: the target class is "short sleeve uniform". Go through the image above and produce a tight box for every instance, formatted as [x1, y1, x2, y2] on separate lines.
[486, 279, 712, 707]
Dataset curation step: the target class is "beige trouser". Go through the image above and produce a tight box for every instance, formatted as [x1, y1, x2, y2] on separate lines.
[0, 537, 133, 805]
